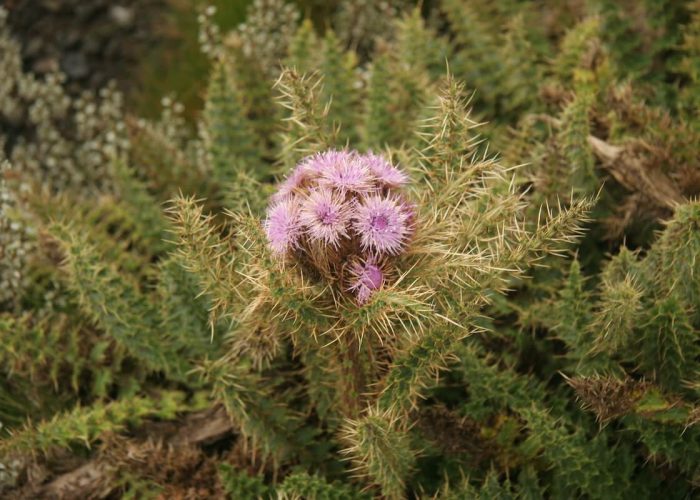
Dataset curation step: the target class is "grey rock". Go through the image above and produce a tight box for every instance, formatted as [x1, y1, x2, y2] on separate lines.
[110, 5, 134, 28]
[61, 51, 89, 79]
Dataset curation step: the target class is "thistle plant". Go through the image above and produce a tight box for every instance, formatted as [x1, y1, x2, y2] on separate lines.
[163, 61, 593, 496]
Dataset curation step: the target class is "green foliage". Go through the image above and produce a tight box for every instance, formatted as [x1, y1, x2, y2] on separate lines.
[199, 357, 305, 465]
[362, 11, 432, 150]
[340, 408, 414, 500]
[378, 327, 466, 414]
[0, 392, 187, 457]
[219, 464, 272, 500]
[51, 223, 188, 379]
[638, 295, 696, 392]
[287, 19, 320, 74]
[363, 51, 396, 149]
[0, 311, 127, 405]
[202, 57, 264, 210]
[678, 1, 700, 116]
[278, 471, 369, 500]
[156, 255, 219, 361]
[319, 30, 359, 144]
[558, 89, 597, 193]
[2, 2, 700, 498]
[441, 0, 543, 125]
[276, 68, 338, 165]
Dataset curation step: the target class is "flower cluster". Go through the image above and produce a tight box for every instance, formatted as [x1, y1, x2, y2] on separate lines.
[0, 6, 128, 197]
[265, 150, 415, 304]
[0, 163, 36, 308]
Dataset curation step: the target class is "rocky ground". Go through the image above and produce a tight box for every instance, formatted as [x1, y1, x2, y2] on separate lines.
[4, 0, 165, 96]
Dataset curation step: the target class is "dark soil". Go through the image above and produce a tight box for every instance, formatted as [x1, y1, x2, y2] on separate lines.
[4, 0, 165, 96]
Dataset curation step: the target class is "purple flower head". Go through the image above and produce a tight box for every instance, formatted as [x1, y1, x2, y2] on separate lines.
[272, 164, 309, 202]
[363, 153, 408, 188]
[265, 149, 416, 302]
[265, 198, 302, 255]
[348, 257, 385, 304]
[353, 195, 410, 255]
[300, 188, 351, 247]
[303, 150, 354, 176]
[318, 151, 373, 194]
